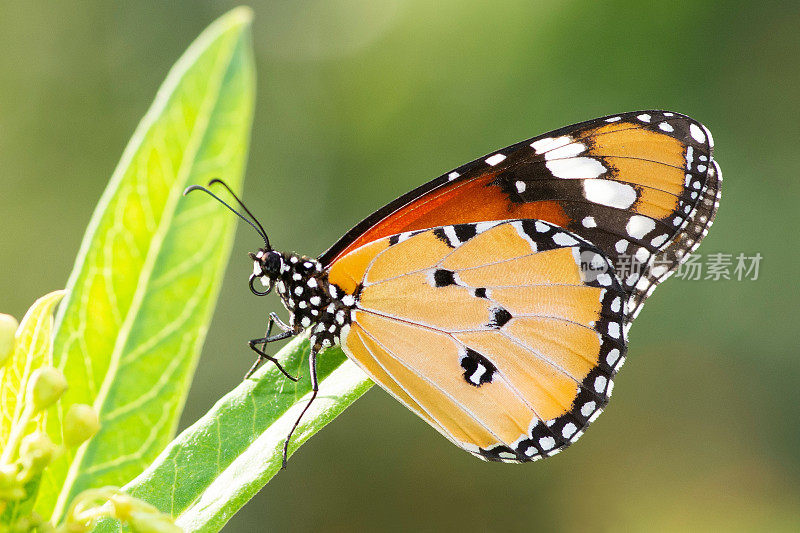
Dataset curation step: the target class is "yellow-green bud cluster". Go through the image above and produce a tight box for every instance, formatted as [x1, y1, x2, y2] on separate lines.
[65, 487, 182, 533]
[1, 301, 106, 532]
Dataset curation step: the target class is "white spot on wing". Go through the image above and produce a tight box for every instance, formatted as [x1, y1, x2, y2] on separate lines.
[583, 179, 637, 209]
[397, 231, 414, 243]
[552, 232, 579, 246]
[448, 171, 460, 181]
[544, 142, 586, 160]
[510, 221, 538, 252]
[485, 153, 507, 166]
[607, 348, 620, 366]
[582, 216, 597, 228]
[539, 436, 556, 451]
[530, 135, 571, 154]
[594, 375, 608, 393]
[651, 234, 669, 247]
[546, 157, 606, 179]
[651, 265, 669, 278]
[443, 225, 460, 246]
[690, 123, 706, 143]
[625, 215, 656, 239]
[469, 364, 485, 385]
[474, 220, 503, 233]
[702, 123, 714, 147]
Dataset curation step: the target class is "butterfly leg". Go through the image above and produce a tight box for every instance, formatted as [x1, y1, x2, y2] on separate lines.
[281, 347, 319, 469]
[246, 312, 300, 380]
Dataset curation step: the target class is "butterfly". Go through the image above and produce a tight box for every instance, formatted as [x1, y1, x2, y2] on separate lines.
[185, 110, 720, 466]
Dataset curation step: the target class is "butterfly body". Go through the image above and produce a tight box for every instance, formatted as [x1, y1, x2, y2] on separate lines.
[251, 249, 353, 350]
[188, 110, 721, 466]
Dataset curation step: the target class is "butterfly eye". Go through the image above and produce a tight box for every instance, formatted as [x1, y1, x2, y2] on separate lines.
[263, 251, 283, 277]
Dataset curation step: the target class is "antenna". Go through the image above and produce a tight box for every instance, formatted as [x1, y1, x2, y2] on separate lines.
[208, 179, 270, 246]
[183, 183, 271, 250]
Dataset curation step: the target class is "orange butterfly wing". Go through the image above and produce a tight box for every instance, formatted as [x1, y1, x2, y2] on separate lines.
[321, 111, 720, 321]
[329, 220, 627, 462]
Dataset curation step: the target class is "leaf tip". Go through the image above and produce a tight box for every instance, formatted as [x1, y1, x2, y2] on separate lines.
[223, 6, 254, 27]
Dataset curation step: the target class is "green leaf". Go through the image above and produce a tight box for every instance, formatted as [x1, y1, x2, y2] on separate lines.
[0, 291, 65, 450]
[1, 291, 64, 527]
[37, 7, 256, 523]
[98, 337, 372, 532]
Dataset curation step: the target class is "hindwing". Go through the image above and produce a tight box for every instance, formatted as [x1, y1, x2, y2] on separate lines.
[330, 220, 628, 462]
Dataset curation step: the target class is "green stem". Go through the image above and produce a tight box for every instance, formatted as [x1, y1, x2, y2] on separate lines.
[1, 404, 35, 464]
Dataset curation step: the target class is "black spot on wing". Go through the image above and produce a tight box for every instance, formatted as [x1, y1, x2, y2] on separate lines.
[433, 269, 456, 287]
[459, 348, 496, 387]
[489, 307, 512, 328]
[453, 223, 478, 243]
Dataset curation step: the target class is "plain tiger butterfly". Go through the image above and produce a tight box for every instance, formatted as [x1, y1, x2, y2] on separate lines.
[185, 110, 720, 466]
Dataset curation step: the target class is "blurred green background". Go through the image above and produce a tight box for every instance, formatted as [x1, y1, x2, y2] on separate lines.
[2, 1, 799, 531]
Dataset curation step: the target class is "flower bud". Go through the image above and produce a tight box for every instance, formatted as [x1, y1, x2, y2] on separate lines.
[0, 463, 19, 487]
[0, 464, 25, 500]
[108, 493, 181, 533]
[108, 492, 137, 521]
[127, 511, 183, 533]
[64, 404, 101, 447]
[28, 366, 68, 411]
[0, 313, 18, 367]
[18, 432, 57, 478]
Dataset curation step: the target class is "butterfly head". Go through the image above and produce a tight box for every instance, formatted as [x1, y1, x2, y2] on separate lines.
[249, 249, 283, 296]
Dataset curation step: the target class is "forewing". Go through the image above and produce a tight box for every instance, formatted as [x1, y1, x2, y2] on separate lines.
[320, 110, 720, 320]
